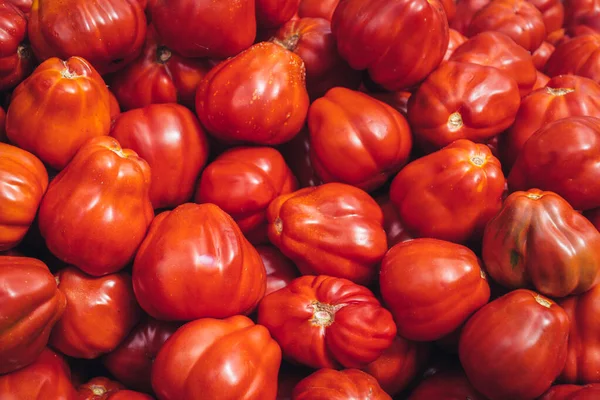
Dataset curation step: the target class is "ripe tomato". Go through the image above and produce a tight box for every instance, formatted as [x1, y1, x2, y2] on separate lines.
[256, 0, 299, 28]
[443, 29, 467, 61]
[407, 370, 487, 400]
[297, 0, 339, 20]
[0, 1, 34, 91]
[374, 194, 415, 248]
[77, 377, 125, 400]
[256, 246, 299, 297]
[292, 369, 392, 400]
[545, 34, 600, 83]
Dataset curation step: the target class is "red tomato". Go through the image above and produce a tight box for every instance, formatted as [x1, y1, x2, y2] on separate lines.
[152, 315, 281, 400]
[540, 384, 600, 400]
[149, 0, 256, 59]
[529, 0, 565, 35]
[459, 289, 570, 400]
[0, 1, 34, 91]
[109, 27, 214, 111]
[0, 257, 66, 374]
[309, 88, 413, 191]
[107, 391, 154, 400]
[440, 0, 457, 22]
[110, 103, 210, 210]
[297, 0, 339, 20]
[451, 0, 491, 35]
[380, 239, 490, 341]
[545, 34, 600, 83]
[256, 246, 299, 296]
[6, 0, 32, 13]
[0, 348, 77, 400]
[77, 377, 125, 400]
[364, 91, 412, 119]
[277, 128, 323, 188]
[108, 90, 120, 120]
[533, 41, 556, 70]
[257, 275, 396, 369]
[407, 61, 520, 151]
[132, 203, 266, 321]
[194, 147, 297, 244]
[374, 194, 415, 248]
[407, 370, 487, 400]
[389, 140, 506, 244]
[266, 183, 387, 285]
[196, 42, 309, 145]
[443, 29, 467, 62]
[568, 14, 600, 37]
[256, 0, 299, 28]
[6, 57, 111, 170]
[331, 0, 449, 91]
[292, 369, 392, 400]
[564, 0, 600, 31]
[534, 70, 551, 89]
[0, 105, 5, 142]
[508, 116, 600, 211]
[28, 0, 147, 74]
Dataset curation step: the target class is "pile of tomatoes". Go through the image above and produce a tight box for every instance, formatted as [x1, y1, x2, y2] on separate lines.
[2, 0, 600, 399]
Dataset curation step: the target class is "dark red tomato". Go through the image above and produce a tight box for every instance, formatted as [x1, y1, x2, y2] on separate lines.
[29, 0, 147, 74]
[451, 0, 490, 35]
[509, 116, 600, 211]
[459, 289, 570, 400]
[258, 275, 397, 369]
[109, 27, 214, 111]
[568, 13, 600, 37]
[545, 34, 600, 83]
[77, 377, 125, 400]
[0, 106, 5, 142]
[540, 384, 600, 400]
[374, 194, 414, 248]
[256, 0, 299, 28]
[407, 370, 487, 400]
[256, 246, 299, 296]
[277, 128, 323, 188]
[292, 369, 392, 400]
[529, 0, 565, 35]
[564, 0, 600, 32]
[108, 90, 120, 120]
[110, 103, 210, 210]
[380, 239, 490, 341]
[443, 29, 467, 62]
[6, 0, 32, 13]
[533, 41, 556, 70]
[194, 147, 297, 244]
[331, 0, 449, 91]
[297, 0, 339, 20]
[0, 1, 34, 91]
[107, 391, 154, 400]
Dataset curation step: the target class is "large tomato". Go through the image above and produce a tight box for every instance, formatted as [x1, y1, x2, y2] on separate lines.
[266, 183, 387, 285]
[533, 41, 556, 70]
[451, 0, 490, 35]
[110, 103, 210, 210]
[331, 0, 449, 91]
[77, 377, 125, 400]
[564, 0, 600, 33]
[6, 57, 111, 170]
[529, 0, 565, 35]
[291, 369, 392, 400]
[459, 289, 570, 400]
[0, 1, 33, 91]
[0, 143, 48, 251]
[380, 239, 490, 341]
[149, 0, 256, 59]
[0, 256, 66, 375]
[309, 87, 413, 191]
[482, 189, 600, 298]
[508, 116, 600, 211]
[38, 136, 154, 276]
[194, 147, 297, 244]
[152, 315, 281, 400]
[28, 0, 147, 74]
[443, 29, 468, 62]
[407, 370, 487, 400]
[545, 34, 600, 83]
[256, 245, 300, 296]
[256, 0, 299, 28]
[389, 139, 505, 244]
[132, 203, 266, 321]
[407, 61, 520, 152]
[374, 194, 415, 248]
[258, 275, 396, 369]
[297, 0, 339, 20]
[196, 42, 309, 145]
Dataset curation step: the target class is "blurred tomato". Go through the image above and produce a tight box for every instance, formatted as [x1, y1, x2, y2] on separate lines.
[529, 0, 565, 35]
[374, 194, 415, 248]
[540, 384, 600, 399]
[451, 0, 490, 35]
[533, 41, 557, 70]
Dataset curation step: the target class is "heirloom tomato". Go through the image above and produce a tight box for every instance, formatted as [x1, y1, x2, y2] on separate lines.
[509, 116, 600, 211]
[6, 56, 111, 170]
[365, 90, 412, 118]
[564, 0, 600, 31]
[38, 136, 154, 276]
[152, 316, 281, 400]
[309, 87, 413, 191]
[389, 140, 505, 244]
[132, 203, 266, 321]
[297, 0, 339, 20]
[106, 391, 154, 400]
[256, 0, 299, 28]
[256, 246, 299, 296]
[374, 194, 414, 248]
[110, 103, 210, 210]
[292, 369, 392, 400]
[407, 370, 487, 400]
[257, 275, 397, 369]
[451, 0, 490, 35]
[568, 14, 600, 37]
[443, 29, 467, 62]
[195, 41, 309, 145]
[529, 0, 565, 35]
[0, 1, 34, 91]
[28, 0, 147, 74]
[540, 384, 600, 399]
[266, 183, 387, 285]
[533, 41, 556, 70]
[77, 377, 125, 400]
[545, 34, 600, 83]
[195, 147, 297, 244]
[0, 256, 66, 374]
[331, 0, 449, 91]
[459, 289, 570, 400]
[534, 70, 552, 89]
[277, 128, 322, 188]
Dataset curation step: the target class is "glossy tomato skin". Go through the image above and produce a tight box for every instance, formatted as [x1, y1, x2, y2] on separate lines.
[529, 0, 565, 35]
[390, 139, 506, 244]
[509, 116, 600, 211]
[77, 377, 125, 400]
[0, 348, 77, 400]
[449, 31, 538, 97]
[256, 246, 299, 296]
[292, 369, 392, 400]
[0, 257, 66, 375]
[0, 1, 34, 91]
[110, 103, 210, 210]
[256, 0, 299, 28]
[133, 203, 266, 321]
[257, 275, 397, 369]
[297, 0, 339, 20]
[28, 0, 147, 75]
[266, 183, 387, 285]
[533, 41, 556, 70]
[374, 194, 414, 248]
[407, 61, 520, 151]
[103, 317, 179, 393]
[459, 289, 570, 400]
[545, 34, 600, 83]
[380, 239, 490, 341]
[482, 189, 600, 298]
[109, 27, 214, 111]
[407, 370, 487, 400]
[38, 136, 154, 276]
[196, 42, 309, 145]
[309, 88, 413, 191]
[451, 0, 490, 35]
[468, 0, 547, 52]
[152, 315, 281, 400]
[440, 0, 457, 22]
[331, 0, 449, 91]
[195, 147, 297, 244]
[273, 18, 361, 100]
[6, 57, 111, 170]
[0, 143, 48, 251]
[535, 70, 552, 89]
[443, 29, 467, 62]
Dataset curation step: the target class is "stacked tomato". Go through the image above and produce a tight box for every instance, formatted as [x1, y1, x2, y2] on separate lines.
[2, 0, 600, 399]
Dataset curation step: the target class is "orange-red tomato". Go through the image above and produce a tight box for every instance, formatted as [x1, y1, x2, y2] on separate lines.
[0, 1, 34, 91]
[545, 34, 600, 83]
[292, 369, 392, 400]
[443, 29, 468, 61]
[533, 41, 557, 70]
[529, 0, 565, 35]
[534, 70, 552, 89]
